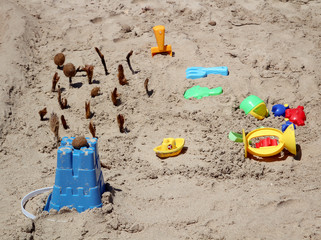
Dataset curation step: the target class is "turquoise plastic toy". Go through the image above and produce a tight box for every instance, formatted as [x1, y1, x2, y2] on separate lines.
[184, 85, 223, 99]
[186, 67, 229, 79]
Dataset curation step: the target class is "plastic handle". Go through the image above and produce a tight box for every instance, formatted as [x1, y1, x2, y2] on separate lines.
[21, 187, 53, 220]
[205, 67, 229, 76]
[153, 25, 165, 51]
[209, 87, 223, 96]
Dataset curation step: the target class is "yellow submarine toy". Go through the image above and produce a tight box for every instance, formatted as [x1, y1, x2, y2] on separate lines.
[153, 138, 185, 158]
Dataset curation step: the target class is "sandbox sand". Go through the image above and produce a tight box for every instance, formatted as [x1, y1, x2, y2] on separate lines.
[1, 0, 321, 239]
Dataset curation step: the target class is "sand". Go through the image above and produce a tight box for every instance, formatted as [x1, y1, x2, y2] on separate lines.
[1, 0, 321, 239]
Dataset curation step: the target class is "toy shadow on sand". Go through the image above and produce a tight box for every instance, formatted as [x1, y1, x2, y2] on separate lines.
[153, 51, 175, 57]
[86, 112, 94, 119]
[160, 51, 175, 57]
[124, 127, 130, 134]
[40, 117, 49, 121]
[248, 144, 301, 162]
[70, 82, 83, 88]
[59, 87, 66, 93]
[294, 144, 302, 160]
[104, 182, 122, 204]
[114, 98, 122, 106]
[146, 89, 154, 97]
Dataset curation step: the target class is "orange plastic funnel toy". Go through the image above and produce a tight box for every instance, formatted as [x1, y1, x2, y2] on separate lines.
[151, 25, 172, 57]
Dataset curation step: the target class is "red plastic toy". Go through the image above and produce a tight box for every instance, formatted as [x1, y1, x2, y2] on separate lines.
[285, 106, 306, 126]
[255, 137, 278, 148]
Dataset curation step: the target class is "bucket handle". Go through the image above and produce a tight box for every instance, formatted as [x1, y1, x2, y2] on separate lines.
[21, 187, 53, 219]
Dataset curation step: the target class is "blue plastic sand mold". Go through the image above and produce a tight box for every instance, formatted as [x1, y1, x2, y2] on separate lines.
[186, 66, 229, 79]
[44, 137, 105, 213]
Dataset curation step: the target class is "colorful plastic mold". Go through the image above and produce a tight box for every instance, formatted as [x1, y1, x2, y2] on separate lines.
[184, 85, 223, 99]
[282, 121, 296, 132]
[255, 137, 278, 148]
[44, 137, 105, 213]
[240, 95, 269, 120]
[285, 106, 306, 126]
[272, 104, 289, 117]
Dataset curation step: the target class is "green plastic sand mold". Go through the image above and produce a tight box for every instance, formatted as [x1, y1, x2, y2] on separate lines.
[184, 85, 223, 99]
[228, 127, 265, 143]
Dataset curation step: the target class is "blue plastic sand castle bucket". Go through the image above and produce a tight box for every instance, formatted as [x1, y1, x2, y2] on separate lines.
[44, 137, 105, 213]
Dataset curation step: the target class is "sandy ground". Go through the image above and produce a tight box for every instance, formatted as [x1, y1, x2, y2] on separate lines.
[1, 0, 321, 239]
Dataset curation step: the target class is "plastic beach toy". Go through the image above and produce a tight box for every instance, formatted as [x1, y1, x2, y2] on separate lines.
[151, 25, 172, 57]
[285, 106, 306, 126]
[44, 137, 105, 213]
[228, 127, 265, 143]
[272, 104, 289, 117]
[153, 138, 185, 158]
[282, 121, 296, 132]
[240, 95, 269, 120]
[242, 124, 296, 158]
[228, 131, 244, 143]
[255, 137, 278, 148]
[184, 85, 223, 99]
[186, 67, 229, 79]
[271, 104, 305, 130]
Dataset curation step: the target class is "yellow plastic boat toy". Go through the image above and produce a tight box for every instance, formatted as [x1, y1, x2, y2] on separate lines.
[153, 138, 185, 158]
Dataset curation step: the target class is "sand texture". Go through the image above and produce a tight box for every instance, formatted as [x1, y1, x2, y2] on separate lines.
[1, 0, 321, 239]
